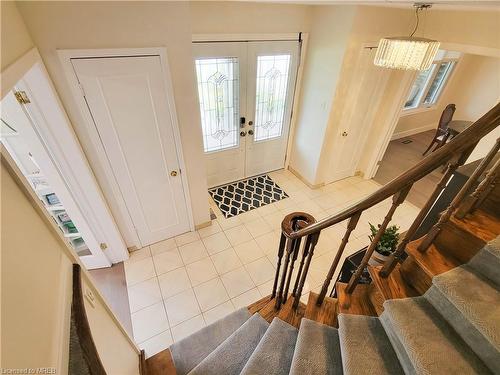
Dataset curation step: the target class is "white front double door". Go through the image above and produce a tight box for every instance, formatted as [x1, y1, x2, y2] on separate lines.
[193, 41, 299, 187]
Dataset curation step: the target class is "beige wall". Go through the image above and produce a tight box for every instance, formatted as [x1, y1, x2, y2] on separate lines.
[443, 54, 500, 162]
[190, 1, 311, 34]
[313, 5, 414, 184]
[16, 1, 210, 247]
[0, 1, 33, 72]
[443, 54, 500, 121]
[327, 5, 500, 180]
[289, 5, 356, 184]
[1, 161, 71, 371]
[393, 52, 500, 139]
[1, 156, 139, 373]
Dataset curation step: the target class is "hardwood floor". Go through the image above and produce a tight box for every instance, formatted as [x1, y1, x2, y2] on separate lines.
[374, 130, 444, 208]
[89, 262, 133, 336]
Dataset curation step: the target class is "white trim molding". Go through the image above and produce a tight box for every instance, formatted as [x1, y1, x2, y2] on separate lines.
[391, 123, 437, 140]
[192, 33, 300, 42]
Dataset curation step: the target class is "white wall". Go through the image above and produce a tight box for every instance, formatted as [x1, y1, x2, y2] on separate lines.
[16, 1, 211, 247]
[1, 156, 139, 374]
[289, 5, 356, 185]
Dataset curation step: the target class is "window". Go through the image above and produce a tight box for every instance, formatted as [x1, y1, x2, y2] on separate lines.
[254, 54, 291, 142]
[403, 59, 456, 111]
[195, 57, 240, 153]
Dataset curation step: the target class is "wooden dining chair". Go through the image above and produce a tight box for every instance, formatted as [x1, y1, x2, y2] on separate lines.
[422, 103, 456, 156]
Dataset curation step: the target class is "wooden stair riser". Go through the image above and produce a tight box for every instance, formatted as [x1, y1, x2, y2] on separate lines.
[400, 256, 433, 295]
[304, 292, 338, 327]
[436, 219, 489, 263]
[336, 282, 379, 317]
[368, 264, 420, 304]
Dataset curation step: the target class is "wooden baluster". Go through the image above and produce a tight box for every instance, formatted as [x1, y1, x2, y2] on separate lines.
[346, 185, 411, 294]
[455, 139, 500, 218]
[316, 212, 361, 306]
[271, 233, 287, 299]
[275, 238, 295, 309]
[292, 235, 312, 297]
[282, 237, 302, 304]
[472, 163, 500, 210]
[419, 142, 498, 252]
[380, 154, 464, 277]
[293, 232, 320, 309]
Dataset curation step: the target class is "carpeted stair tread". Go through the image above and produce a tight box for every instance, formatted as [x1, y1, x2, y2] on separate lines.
[338, 314, 404, 375]
[468, 236, 500, 286]
[289, 318, 342, 375]
[170, 307, 250, 375]
[380, 297, 491, 374]
[188, 313, 269, 375]
[241, 318, 298, 375]
[426, 264, 500, 372]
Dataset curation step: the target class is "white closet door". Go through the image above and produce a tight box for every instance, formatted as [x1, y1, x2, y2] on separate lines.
[72, 56, 190, 246]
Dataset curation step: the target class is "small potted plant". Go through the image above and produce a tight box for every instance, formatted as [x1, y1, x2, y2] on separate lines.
[367, 223, 400, 266]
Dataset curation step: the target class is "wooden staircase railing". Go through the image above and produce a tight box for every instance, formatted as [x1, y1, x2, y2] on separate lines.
[271, 102, 500, 310]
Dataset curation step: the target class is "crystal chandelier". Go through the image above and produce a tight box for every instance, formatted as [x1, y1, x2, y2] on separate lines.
[374, 4, 440, 71]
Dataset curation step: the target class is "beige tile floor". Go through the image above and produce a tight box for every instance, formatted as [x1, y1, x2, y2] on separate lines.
[124, 170, 421, 358]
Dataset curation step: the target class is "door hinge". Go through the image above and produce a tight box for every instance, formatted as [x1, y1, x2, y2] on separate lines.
[14, 91, 31, 104]
[78, 82, 86, 98]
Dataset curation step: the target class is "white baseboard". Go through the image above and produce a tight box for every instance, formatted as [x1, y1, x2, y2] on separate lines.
[391, 123, 436, 140]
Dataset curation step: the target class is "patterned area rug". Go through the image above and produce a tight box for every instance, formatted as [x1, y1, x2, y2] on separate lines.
[209, 174, 288, 218]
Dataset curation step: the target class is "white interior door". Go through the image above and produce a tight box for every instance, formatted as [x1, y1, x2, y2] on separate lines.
[245, 41, 299, 177]
[1, 91, 111, 269]
[193, 41, 299, 187]
[326, 47, 390, 183]
[72, 56, 191, 246]
[193, 43, 247, 188]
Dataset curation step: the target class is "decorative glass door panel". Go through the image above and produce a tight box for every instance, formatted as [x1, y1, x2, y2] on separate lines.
[195, 57, 240, 152]
[254, 55, 291, 142]
[193, 41, 298, 187]
[245, 41, 299, 178]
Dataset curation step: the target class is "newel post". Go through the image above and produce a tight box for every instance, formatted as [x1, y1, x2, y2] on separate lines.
[274, 212, 315, 310]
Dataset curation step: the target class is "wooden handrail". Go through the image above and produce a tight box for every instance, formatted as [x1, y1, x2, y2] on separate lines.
[270, 103, 500, 308]
[70, 264, 107, 375]
[287, 102, 500, 240]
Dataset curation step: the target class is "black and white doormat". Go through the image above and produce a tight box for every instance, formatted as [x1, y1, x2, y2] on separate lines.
[209, 174, 289, 218]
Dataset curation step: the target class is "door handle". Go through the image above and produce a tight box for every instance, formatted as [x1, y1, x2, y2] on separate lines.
[248, 129, 254, 136]
[170, 170, 178, 177]
[342, 131, 348, 137]
[240, 131, 246, 137]
[248, 120, 253, 126]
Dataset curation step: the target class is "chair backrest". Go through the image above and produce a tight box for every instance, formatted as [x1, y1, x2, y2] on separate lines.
[438, 104, 456, 131]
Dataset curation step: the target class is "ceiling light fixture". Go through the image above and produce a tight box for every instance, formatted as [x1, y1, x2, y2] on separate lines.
[374, 3, 440, 71]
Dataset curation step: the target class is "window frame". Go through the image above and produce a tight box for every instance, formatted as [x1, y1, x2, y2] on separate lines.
[401, 57, 458, 116]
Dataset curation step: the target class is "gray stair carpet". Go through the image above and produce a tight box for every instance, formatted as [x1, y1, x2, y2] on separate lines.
[338, 314, 403, 375]
[468, 235, 500, 287]
[380, 297, 491, 374]
[426, 264, 500, 373]
[241, 318, 298, 375]
[289, 318, 343, 375]
[188, 313, 269, 375]
[170, 307, 250, 375]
